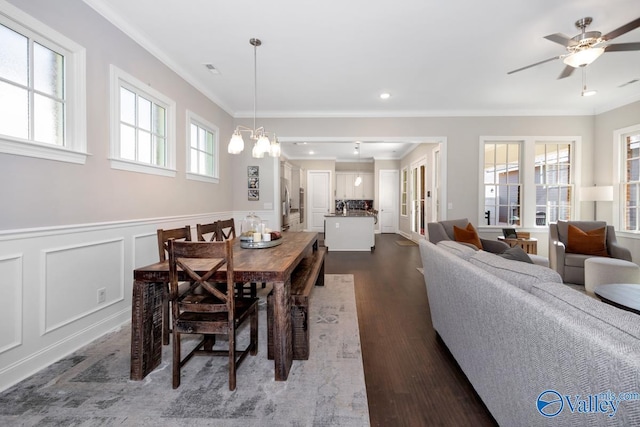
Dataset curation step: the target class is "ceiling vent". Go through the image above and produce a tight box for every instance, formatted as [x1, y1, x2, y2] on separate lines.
[204, 64, 220, 74]
[618, 79, 639, 88]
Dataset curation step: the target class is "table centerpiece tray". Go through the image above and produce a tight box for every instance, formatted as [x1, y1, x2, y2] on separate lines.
[240, 237, 283, 249]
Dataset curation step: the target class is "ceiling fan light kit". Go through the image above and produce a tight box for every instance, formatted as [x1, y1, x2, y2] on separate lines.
[563, 47, 605, 68]
[227, 38, 281, 158]
[507, 16, 640, 91]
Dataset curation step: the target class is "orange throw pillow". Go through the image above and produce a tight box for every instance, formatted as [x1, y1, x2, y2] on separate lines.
[453, 223, 483, 250]
[566, 224, 608, 256]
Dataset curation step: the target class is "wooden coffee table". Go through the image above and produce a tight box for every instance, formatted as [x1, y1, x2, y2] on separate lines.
[594, 284, 640, 315]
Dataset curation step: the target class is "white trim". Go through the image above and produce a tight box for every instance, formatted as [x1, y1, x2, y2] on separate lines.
[478, 136, 581, 228]
[0, 1, 88, 164]
[82, 0, 235, 116]
[109, 65, 176, 175]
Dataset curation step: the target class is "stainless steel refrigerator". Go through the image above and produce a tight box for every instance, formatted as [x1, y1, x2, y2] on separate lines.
[281, 177, 291, 231]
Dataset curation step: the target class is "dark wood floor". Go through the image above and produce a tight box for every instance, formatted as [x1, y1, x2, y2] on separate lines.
[324, 233, 498, 427]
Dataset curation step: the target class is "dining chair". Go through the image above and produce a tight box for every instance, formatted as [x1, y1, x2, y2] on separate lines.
[157, 225, 192, 345]
[196, 222, 219, 242]
[197, 218, 261, 298]
[168, 239, 258, 390]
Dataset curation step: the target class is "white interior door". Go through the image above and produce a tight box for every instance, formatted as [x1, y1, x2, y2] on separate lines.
[379, 169, 399, 233]
[308, 170, 331, 232]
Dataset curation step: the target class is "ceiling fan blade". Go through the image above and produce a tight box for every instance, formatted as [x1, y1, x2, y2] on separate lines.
[507, 55, 562, 75]
[605, 42, 640, 52]
[602, 17, 640, 40]
[557, 65, 575, 80]
[544, 33, 574, 47]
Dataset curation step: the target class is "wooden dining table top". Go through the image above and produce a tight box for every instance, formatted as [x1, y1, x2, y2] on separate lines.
[134, 231, 318, 284]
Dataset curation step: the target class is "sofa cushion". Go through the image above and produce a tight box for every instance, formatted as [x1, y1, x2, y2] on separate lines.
[453, 223, 483, 250]
[436, 240, 477, 260]
[567, 224, 608, 256]
[469, 250, 562, 292]
[531, 281, 640, 341]
[497, 246, 533, 264]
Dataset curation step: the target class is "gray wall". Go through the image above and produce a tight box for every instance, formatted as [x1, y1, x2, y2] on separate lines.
[253, 115, 595, 228]
[1, 0, 235, 231]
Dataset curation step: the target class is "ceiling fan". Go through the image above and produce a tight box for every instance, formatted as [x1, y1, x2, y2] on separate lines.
[508, 17, 640, 79]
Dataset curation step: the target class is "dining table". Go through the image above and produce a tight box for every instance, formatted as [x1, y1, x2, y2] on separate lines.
[130, 231, 319, 382]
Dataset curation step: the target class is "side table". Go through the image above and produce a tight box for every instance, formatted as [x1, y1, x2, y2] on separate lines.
[594, 284, 640, 315]
[497, 236, 538, 255]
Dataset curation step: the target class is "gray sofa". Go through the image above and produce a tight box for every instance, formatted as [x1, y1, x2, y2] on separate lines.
[427, 218, 509, 254]
[549, 220, 632, 285]
[419, 239, 640, 426]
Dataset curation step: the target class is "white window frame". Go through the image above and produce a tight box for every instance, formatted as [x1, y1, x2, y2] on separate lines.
[0, 1, 87, 164]
[479, 136, 581, 228]
[613, 123, 640, 233]
[186, 110, 219, 184]
[109, 65, 176, 177]
[479, 138, 523, 227]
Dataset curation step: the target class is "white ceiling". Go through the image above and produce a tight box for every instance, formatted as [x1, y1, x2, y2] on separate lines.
[84, 0, 640, 160]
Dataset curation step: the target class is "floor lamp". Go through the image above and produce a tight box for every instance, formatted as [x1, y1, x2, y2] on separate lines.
[580, 186, 613, 220]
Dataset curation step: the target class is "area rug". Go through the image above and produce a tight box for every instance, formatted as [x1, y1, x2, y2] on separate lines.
[0, 274, 369, 427]
[395, 239, 417, 246]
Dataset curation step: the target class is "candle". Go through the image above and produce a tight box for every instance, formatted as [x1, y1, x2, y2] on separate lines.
[253, 232, 262, 242]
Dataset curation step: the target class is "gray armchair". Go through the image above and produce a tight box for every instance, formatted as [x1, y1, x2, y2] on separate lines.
[549, 220, 632, 285]
[426, 218, 509, 254]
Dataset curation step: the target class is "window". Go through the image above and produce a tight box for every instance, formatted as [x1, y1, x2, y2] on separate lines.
[480, 136, 578, 228]
[0, 3, 86, 163]
[482, 141, 521, 226]
[620, 127, 640, 231]
[401, 167, 408, 216]
[534, 142, 572, 226]
[109, 65, 176, 177]
[186, 111, 219, 183]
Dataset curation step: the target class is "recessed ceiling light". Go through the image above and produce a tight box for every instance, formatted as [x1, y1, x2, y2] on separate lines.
[309, 150, 314, 155]
[379, 93, 391, 100]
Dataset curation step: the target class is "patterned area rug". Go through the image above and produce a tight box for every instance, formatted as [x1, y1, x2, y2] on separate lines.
[0, 275, 369, 427]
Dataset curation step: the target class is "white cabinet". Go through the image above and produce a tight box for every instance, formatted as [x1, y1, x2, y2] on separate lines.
[361, 173, 374, 199]
[335, 173, 355, 199]
[336, 172, 373, 199]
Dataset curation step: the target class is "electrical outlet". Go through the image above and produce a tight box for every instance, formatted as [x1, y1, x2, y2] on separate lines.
[335, 222, 339, 228]
[97, 288, 106, 304]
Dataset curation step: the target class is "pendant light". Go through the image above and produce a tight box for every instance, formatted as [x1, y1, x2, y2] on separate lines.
[227, 38, 281, 158]
[354, 142, 362, 187]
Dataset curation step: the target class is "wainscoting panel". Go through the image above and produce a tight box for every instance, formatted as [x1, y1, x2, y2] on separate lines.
[42, 238, 125, 334]
[0, 254, 23, 354]
[0, 210, 239, 392]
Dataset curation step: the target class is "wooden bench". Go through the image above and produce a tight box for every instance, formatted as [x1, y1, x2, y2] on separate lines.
[267, 246, 327, 360]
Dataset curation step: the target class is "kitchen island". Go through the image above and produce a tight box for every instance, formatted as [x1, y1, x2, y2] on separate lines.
[324, 211, 376, 252]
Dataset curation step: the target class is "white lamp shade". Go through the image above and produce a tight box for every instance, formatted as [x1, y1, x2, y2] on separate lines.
[252, 142, 264, 158]
[256, 135, 271, 154]
[269, 140, 281, 157]
[228, 132, 244, 154]
[563, 47, 605, 68]
[580, 186, 613, 202]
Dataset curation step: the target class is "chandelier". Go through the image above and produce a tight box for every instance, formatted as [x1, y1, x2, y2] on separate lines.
[227, 38, 280, 158]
